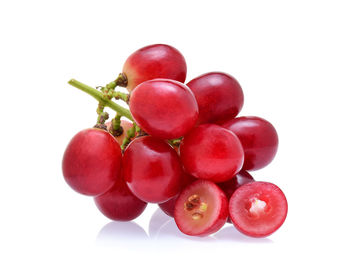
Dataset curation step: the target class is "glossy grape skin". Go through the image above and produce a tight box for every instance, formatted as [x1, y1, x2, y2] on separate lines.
[106, 120, 135, 145]
[123, 44, 187, 91]
[221, 116, 278, 171]
[218, 170, 255, 201]
[174, 180, 228, 236]
[180, 124, 244, 183]
[62, 128, 122, 196]
[129, 79, 199, 139]
[187, 72, 244, 124]
[229, 182, 288, 237]
[218, 170, 254, 223]
[94, 178, 147, 221]
[158, 196, 178, 218]
[123, 136, 182, 203]
[158, 172, 196, 217]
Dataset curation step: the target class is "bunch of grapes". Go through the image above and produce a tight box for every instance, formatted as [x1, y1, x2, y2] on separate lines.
[63, 44, 288, 238]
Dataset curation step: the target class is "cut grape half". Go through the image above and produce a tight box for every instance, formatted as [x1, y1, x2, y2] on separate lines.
[229, 182, 288, 237]
[174, 180, 228, 236]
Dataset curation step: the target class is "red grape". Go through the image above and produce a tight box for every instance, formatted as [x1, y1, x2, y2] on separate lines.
[221, 116, 278, 171]
[187, 72, 244, 124]
[123, 44, 187, 91]
[94, 177, 147, 221]
[129, 79, 198, 139]
[218, 170, 255, 201]
[174, 180, 228, 236]
[180, 124, 244, 182]
[123, 136, 182, 203]
[158, 196, 178, 218]
[106, 119, 134, 145]
[218, 170, 255, 223]
[229, 181, 288, 237]
[62, 128, 122, 196]
[158, 172, 196, 217]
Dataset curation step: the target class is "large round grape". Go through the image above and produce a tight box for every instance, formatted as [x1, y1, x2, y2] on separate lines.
[180, 124, 244, 182]
[123, 136, 183, 203]
[221, 116, 278, 171]
[123, 44, 187, 91]
[62, 128, 122, 196]
[129, 79, 198, 139]
[187, 72, 244, 124]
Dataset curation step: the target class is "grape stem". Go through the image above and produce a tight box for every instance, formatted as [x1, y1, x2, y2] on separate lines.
[105, 73, 128, 89]
[112, 90, 129, 103]
[96, 102, 109, 124]
[101, 87, 129, 103]
[168, 138, 182, 147]
[68, 79, 133, 121]
[121, 122, 137, 150]
[109, 113, 123, 137]
[114, 73, 128, 88]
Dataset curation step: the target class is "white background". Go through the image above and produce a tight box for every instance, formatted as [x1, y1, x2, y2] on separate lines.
[1, 0, 349, 277]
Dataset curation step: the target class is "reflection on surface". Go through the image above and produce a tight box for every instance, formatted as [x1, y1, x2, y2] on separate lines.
[148, 208, 217, 243]
[96, 221, 148, 248]
[148, 207, 172, 238]
[96, 209, 273, 248]
[214, 226, 273, 243]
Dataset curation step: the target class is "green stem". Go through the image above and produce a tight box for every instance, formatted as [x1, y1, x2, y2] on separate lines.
[101, 86, 129, 103]
[114, 73, 128, 88]
[109, 114, 123, 137]
[68, 79, 133, 121]
[106, 81, 117, 90]
[111, 90, 129, 103]
[168, 138, 182, 148]
[105, 73, 128, 90]
[92, 103, 108, 130]
[112, 114, 122, 130]
[121, 123, 136, 150]
[97, 111, 109, 124]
